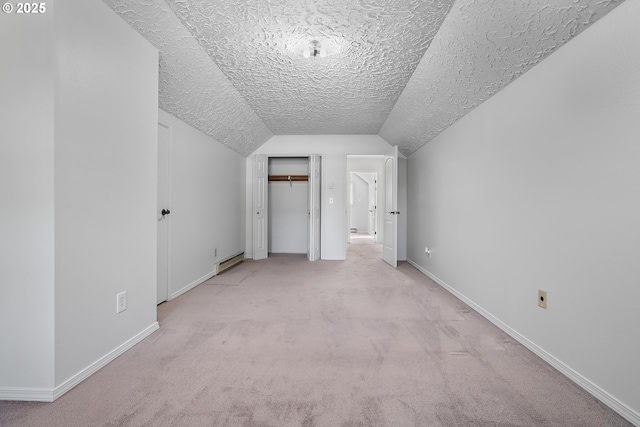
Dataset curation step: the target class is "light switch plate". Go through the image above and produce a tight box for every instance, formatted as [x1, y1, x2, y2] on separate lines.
[117, 291, 127, 313]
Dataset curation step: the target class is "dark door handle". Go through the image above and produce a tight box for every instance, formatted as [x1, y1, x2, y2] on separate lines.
[162, 209, 171, 216]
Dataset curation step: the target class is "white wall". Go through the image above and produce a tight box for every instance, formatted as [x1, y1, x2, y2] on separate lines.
[0, 6, 55, 393]
[407, 1, 640, 423]
[1, 0, 160, 399]
[247, 135, 393, 260]
[159, 109, 246, 299]
[268, 158, 308, 254]
[54, 0, 159, 388]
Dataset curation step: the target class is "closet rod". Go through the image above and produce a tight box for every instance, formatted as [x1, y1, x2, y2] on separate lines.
[268, 174, 308, 182]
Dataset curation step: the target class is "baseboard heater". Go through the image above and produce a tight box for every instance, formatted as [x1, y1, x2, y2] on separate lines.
[215, 252, 244, 275]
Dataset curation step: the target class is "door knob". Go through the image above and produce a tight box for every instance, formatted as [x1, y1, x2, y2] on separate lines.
[162, 209, 171, 216]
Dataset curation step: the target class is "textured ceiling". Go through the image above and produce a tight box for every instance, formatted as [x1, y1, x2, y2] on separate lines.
[165, 0, 455, 136]
[102, 0, 273, 156]
[103, 0, 624, 157]
[381, 0, 624, 156]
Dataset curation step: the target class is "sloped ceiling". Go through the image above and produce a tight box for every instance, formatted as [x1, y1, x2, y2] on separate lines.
[103, 0, 623, 157]
[380, 0, 624, 156]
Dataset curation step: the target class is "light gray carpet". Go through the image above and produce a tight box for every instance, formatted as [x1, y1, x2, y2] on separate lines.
[0, 236, 630, 426]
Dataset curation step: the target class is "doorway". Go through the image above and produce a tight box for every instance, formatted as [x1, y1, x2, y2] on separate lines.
[269, 157, 309, 254]
[349, 172, 377, 240]
[346, 150, 406, 266]
[346, 155, 386, 248]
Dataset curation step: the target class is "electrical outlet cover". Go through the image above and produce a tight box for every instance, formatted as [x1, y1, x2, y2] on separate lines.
[538, 290, 547, 309]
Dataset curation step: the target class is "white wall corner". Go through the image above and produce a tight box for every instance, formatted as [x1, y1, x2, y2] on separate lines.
[53, 322, 159, 401]
[406, 259, 640, 426]
[169, 270, 216, 301]
[0, 323, 159, 402]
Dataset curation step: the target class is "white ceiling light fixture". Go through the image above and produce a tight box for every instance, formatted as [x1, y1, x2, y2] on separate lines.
[287, 37, 342, 59]
[303, 40, 325, 58]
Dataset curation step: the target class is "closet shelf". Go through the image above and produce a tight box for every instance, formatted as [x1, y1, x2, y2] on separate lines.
[268, 174, 308, 182]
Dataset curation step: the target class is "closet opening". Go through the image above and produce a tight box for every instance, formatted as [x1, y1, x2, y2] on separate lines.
[252, 155, 321, 261]
[268, 157, 309, 255]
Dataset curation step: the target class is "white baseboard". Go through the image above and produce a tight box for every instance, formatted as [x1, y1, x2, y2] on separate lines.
[169, 270, 215, 300]
[53, 322, 160, 401]
[0, 387, 55, 402]
[0, 322, 159, 402]
[407, 259, 640, 427]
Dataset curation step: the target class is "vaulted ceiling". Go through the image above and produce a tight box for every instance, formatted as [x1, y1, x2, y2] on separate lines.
[103, 0, 623, 157]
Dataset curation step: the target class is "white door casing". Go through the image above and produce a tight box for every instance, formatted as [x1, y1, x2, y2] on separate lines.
[253, 155, 268, 260]
[383, 146, 398, 267]
[157, 122, 170, 304]
[308, 155, 321, 261]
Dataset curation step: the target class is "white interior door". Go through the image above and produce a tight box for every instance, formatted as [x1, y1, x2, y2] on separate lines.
[308, 155, 321, 261]
[253, 155, 268, 260]
[157, 123, 170, 304]
[383, 146, 398, 267]
[369, 174, 377, 239]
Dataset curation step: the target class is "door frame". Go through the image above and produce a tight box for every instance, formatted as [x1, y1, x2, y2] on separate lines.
[346, 155, 386, 247]
[252, 154, 322, 261]
[348, 171, 378, 240]
[157, 121, 171, 304]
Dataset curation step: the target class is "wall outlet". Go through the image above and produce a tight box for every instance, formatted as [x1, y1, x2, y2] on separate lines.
[116, 291, 127, 314]
[538, 290, 547, 309]
[425, 247, 432, 258]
